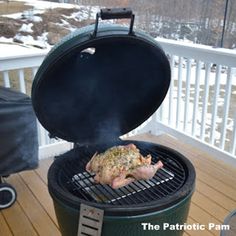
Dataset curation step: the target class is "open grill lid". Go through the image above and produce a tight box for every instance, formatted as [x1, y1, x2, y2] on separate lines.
[32, 8, 171, 144]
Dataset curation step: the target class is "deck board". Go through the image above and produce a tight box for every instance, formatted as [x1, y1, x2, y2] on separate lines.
[1, 133, 235, 236]
[6, 174, 60, 236]
[0, 212, 12, 236]
[19, 170, 59, 226]
[1, 200, 37, 236]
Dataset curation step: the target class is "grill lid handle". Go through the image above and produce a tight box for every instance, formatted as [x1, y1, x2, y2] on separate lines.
[92, 8, 135, 37]
[100, 8, 133, 19]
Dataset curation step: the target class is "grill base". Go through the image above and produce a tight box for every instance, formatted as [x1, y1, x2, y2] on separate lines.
[51, 186, 193, 236]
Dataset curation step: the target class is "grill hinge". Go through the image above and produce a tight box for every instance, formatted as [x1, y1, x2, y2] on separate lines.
[78, 204, 104, 236]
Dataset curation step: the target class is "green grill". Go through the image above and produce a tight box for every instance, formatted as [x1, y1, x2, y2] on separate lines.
[32, 8, 196, 236]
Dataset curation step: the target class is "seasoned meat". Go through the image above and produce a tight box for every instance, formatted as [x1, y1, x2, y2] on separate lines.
[86, 144, 163, 189]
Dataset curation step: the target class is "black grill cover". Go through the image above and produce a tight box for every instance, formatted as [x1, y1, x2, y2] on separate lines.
[0, 87, 38, 176]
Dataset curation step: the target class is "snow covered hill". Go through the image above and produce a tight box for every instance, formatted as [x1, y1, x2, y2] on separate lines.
[0, 0, 99, 49]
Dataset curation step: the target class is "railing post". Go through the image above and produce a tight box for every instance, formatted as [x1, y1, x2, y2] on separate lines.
[200, 63, 211, 141]
[3, 71, 10, 88]
[210, 65, 222, 145]
[220, 67, 233, 149]
[18, 69, 26, 94]
[231, 111, 236, 155]
[184, 58, 192, 132]
[168, 55, 174, 126]
[192, 60, 201, 137]
[176, 56, 183, 129]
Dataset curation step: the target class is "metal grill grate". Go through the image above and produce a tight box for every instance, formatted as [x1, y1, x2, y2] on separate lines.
[71, 167, 174, 203]
[60, 142, 186, 205]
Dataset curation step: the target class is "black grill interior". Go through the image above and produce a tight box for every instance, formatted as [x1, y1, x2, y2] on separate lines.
[56, 141, 186, 205]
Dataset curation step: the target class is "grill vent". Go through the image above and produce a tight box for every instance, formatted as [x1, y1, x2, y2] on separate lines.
[78, 204, 104, 236]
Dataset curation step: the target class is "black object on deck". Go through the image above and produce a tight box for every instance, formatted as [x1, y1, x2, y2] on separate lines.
[0, 86, 38, 209]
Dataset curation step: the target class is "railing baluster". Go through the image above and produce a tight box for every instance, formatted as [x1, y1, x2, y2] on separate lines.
[210, 65, 221, 144]
[168, 55, 174, 126]
[3, 71, 10, 88]
[37, 121, 46, 146]
[176, 56, 183, 129]
[45, 130, 51, 145]
[32, 67, 38, 79]
[200, 63, 211, 141]
[159, 102, 164, 122]
[192, 60, 201, 136]
[18, 69, 26, 94]
[184, 58, 191, 132]
[220, 67, 233, 150]
[231, 112, 236, 155]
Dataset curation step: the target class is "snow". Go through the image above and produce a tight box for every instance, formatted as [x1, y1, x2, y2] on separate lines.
[14, 34, 51, 49]
[19, 23, 33, 33]
[70, 6, 99, 21]
[3, 10, 42, 21]
[3, 0, 80, 20]
[0, 37, 13, 43]
[14, 0, 80, 10]
[3, 12, 23, 19]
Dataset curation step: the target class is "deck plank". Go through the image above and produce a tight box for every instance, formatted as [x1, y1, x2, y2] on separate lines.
[5, 174, 61, 236]
[186, 217, 214, 236]
[195, 168, 236, 201]
[34, 159, 49, 184]
[189, 203, 221, 236]
[196, 180, 236, 212]
[188, 155, 236, 189]
[20, 170, 59, 227]
[0, 212, 13, 236]
[191, 191, 229, 222]
[1, 200, 37, 236]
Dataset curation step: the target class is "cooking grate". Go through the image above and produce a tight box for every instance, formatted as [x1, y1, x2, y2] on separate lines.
[71, 167, 174, 203]
[60, 142, 186, 205]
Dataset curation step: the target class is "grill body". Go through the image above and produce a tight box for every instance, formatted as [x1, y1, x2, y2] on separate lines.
[48, 141, 195, 236]
[52, 191, 192, 236]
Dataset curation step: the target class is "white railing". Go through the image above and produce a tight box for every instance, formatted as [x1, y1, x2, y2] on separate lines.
[0, 39, 236, 163]
[148, 38, 236, 165]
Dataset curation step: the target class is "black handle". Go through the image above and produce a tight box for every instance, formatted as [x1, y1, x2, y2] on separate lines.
[100, 8, 133, 20]
[92, 8, 135, 37]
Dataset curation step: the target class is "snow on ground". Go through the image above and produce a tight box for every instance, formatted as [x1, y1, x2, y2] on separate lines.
[14, 33, 52, 49]
[0, 36, 13, 43]
[3, 10, 43, 21]
[13, 0, 80, 10]
[19, 23, 33, 33]
[70, 7, 98, 21]
[1, 0, 101, 48]
[2, 12, 23, 19]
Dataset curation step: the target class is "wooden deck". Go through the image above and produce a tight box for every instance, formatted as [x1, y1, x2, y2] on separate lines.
[0, 133, 235, 236]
